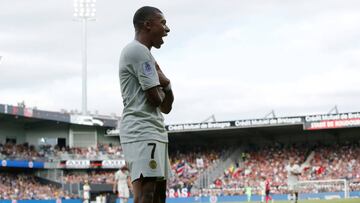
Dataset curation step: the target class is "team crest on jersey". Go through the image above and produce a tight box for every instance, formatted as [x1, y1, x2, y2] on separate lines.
[149, 159, 157, 169]
[143, 62, 153, 76]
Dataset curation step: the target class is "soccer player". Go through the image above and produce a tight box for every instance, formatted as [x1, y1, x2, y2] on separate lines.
[118, 6, 174, 203]
[83, 180, 91, 203]
[113, 166, 132, 203]
[244, 183, 252, 202]
[286, 158, 301, 203]
[263, 177, 272, 203]
[260, 176, 271, 203]
[260, 178, 265, 203]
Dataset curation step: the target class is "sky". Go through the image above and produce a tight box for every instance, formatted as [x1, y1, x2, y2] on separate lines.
[0, 0, 360, 124]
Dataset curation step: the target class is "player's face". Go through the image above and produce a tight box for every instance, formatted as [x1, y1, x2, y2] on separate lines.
[148, 12, 170, 49]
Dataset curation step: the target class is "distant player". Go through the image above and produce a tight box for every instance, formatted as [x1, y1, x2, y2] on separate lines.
[113, 166, 132, 203]
[244, 183, 252, 202]
[260, 176, 272, 203]
[264, 177, 272, 203]
[83, 180, 91, 203]
[286, 158, 301, 203]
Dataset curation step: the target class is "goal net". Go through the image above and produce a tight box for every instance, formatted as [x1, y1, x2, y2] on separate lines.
[297, 179, 349, 199]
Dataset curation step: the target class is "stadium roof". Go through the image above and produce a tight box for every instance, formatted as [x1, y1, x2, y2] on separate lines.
[166, 112, 360, 133]
[1, 103, 360, 134]
[0, 103, 118, 128]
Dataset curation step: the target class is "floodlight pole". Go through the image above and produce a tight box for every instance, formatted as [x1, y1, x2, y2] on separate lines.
[81, 18, 88, 115]
[73, 0, 96, 115]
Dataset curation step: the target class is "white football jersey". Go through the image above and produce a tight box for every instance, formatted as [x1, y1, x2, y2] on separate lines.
[286, 164, 300, 183]
[115, 170, 128, 187]
[260, 181, 265, 191]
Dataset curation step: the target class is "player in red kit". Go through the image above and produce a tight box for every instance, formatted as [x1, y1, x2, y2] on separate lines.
[261, 176, 273, 203]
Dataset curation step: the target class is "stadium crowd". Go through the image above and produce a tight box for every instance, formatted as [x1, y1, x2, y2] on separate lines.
[0, 172, 78, 200]
[0, 143, 123, 161]
[0, 143, 41, 161]
[62, 145, 224, 188]
[212, 141, 360, 195]
[168, 147, 222, 189]
[1, 140, 360, 199]
[63, 171, 115, 184]
[40, 143, 123, 160]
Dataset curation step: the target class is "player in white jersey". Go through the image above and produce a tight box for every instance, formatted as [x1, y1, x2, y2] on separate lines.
[285, 158, 301, 203]
[119, 6, 173, 203]
[83, 180, 91, 203]
[113, 166, 132, 203]
[259, 179, 266, 203]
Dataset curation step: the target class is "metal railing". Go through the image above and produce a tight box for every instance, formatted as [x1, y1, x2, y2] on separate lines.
[196, 147, 242, 189]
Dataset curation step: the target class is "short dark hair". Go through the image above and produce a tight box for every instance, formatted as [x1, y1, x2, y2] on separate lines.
[133, 6, 162, 30]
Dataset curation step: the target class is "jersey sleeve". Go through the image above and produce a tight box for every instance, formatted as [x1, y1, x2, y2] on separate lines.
[127, 46, 160, 91]
[137, 60, 160, 91]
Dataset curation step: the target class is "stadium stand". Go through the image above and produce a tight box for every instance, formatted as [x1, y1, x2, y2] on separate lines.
[1, 103, 360, 201]
[1, 138, 360, 199]
[168, 145, 225, 192]
[0, 143, 43, 161]
[214, 141, 360, 195]
[0, 172, 78, 200]
[0, 143, 123, 161]
[62, 171, 115, 184]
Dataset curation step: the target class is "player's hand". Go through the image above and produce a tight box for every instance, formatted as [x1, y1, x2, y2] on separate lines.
[155, 62, 170, 88]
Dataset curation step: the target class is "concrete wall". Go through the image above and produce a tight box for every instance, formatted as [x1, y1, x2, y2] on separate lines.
[97, 129, 120, 145]
[25, 123, 69, 146]
[69, 125, 97, 148]
[0, 121, 26, 144]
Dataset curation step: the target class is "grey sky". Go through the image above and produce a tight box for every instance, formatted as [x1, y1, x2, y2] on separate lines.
[0, 0, 360, 124]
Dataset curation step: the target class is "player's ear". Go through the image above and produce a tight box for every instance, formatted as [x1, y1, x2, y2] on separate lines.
[144, 20, 152, 31]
